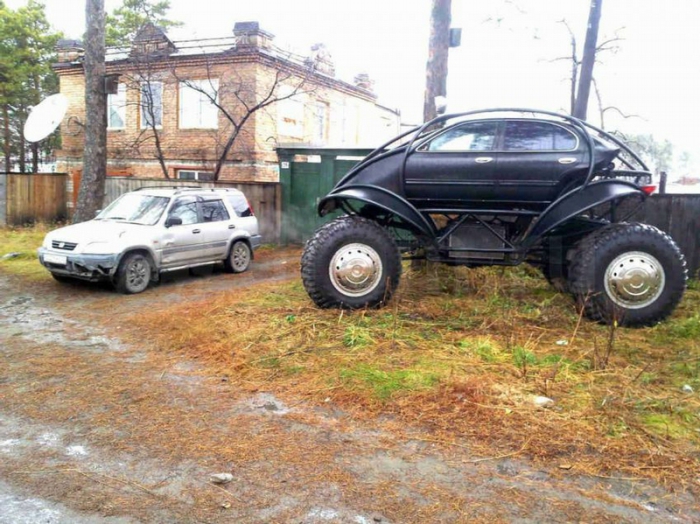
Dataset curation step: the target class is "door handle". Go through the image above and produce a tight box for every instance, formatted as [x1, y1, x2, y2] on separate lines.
[475, 157, 493, 164]
[192, 229, 201, 234]
[228, 224, 236, 229]
[558, 157, 577, 164]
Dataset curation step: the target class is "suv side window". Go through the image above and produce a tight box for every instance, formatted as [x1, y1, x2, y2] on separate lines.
[425, 121, 498, 152]
[227, 194, 253, 217]
[168, 197, 199, 225]
[503, 121, 577, 151]
[201, 199, 230, 222]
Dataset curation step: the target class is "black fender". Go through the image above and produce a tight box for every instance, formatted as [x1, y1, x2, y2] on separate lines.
[318, 184, 436, 238]
[521, 180, 645, 248]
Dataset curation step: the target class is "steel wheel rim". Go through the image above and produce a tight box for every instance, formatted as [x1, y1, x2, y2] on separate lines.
[232, 243, 250, 271]
[329, 243, 383, 297]
[127, 258, 149, 290]
[604, 251, 665, 309]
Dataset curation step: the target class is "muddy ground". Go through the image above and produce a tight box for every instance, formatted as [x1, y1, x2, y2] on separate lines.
[0, 253, 698, 523]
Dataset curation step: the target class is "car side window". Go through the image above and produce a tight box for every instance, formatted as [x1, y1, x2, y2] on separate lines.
[504, 121, 577, 151]
[425, 121, 498, 152]
[227, 194, 253, 217]
[201, 199, 230, 222]
[168, 197, 199, 225]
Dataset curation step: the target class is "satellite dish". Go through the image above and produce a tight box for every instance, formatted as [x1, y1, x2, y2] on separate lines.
[24, 93, 68, 143]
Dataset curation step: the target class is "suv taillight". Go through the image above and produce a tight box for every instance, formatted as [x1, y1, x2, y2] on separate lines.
[641, 185, 657, 195]
[246, 197, 255, 216]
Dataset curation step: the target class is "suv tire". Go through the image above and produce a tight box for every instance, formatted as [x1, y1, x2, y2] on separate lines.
[114, 252, 152, 294]
[301, 216, 401, 309]
[224, 241, 251, 273]
[567, 223, 686, 327]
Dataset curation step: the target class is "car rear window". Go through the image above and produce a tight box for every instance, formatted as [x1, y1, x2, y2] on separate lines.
[504, 121, 577, 151]
[201, 199, 230, 222]
[227, 194, 253, 217]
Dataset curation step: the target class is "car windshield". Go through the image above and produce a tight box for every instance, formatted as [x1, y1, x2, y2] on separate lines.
[96, 194, 169, 225]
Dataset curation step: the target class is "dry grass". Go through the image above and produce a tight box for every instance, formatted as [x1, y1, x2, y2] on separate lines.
[0, 223, 54, 280]
[130, 263, 700, 490]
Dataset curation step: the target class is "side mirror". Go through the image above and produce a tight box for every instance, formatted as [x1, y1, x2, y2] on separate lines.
[165, 216, 182, 228]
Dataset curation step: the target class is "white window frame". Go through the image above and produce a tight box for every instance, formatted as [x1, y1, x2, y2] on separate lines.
[277, 85, 305, 140]
[178, 79, 219, 129]
[312, 101, 328, 143]
[107, 83, 126, 130]
[140, 81, 163, 129]
[176, 169, 215, 181]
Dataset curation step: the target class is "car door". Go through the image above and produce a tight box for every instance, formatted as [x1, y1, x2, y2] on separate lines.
[198, 198, 232, 260]
[161, 196, 208, 268]
[495, 120, 583, 204]
[404, 120, 500, 205]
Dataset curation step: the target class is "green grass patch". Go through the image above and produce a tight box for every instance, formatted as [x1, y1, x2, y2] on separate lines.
[0, 224, 52, 279]
[339, 364, 440, 400]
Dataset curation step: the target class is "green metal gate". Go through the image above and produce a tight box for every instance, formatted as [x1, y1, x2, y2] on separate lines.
[277, 147, 372, 244]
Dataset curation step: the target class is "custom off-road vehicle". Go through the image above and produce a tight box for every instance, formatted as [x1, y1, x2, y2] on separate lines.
[301, 109, 687, 327]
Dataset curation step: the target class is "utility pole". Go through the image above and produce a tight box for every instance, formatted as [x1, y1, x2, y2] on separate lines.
[573, 0, 603, 121]
[423, 0, 452, 123]
[74, 0, 107, 223]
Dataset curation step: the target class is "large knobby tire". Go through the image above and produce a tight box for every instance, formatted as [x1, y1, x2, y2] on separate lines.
[301, 216, 402, 309]
[567, 223, 687, 327]
[114, 252, 152, 295]
[224, 240, 251, 273]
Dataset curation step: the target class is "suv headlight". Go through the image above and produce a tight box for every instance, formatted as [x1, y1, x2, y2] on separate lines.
[83, 242, 117, 255]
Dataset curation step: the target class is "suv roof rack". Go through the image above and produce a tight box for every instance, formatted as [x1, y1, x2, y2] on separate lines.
[133, 185, 202, 191]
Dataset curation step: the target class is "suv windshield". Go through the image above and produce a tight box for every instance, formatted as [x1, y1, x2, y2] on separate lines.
[97, 194, 169, 225]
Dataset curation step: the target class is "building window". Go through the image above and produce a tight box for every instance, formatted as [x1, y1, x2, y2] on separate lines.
[176, 169, 215, 181]
[140, 81, 163, 129]
[107, 83, 126, 130]
[179, 79, 219, 129]
[312, 101, 328, 143]
[277, 85, 304, 140]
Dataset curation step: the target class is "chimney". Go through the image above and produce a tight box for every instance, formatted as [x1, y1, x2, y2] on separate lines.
[56, 39, 84, 63]
[354, 72, 374, 92]
[234, 21, 275, 49]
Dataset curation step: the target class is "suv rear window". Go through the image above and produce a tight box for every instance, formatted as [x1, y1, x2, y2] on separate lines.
[201, 199, 230, 222]
[227, 194, 253, 217]
[504, 121, 577, 151]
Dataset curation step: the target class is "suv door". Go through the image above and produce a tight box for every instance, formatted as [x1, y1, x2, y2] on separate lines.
[198, 198, 232, 260]
[405, 120, 500, 204]
[161, 196, 208, 268]
[495, 120, 582, 204]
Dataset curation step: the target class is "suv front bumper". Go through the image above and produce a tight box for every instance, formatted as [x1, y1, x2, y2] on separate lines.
[38, 248, 120, 282]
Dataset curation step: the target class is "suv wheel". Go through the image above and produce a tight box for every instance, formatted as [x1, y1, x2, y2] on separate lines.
[301, 216, 401, 309]
[115, 252, 152, 294]
[567, 223, 687, 327]
[224, 241, 251, 273]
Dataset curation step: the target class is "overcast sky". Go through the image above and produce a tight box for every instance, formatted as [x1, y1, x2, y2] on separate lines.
[7, 0, 700, 174]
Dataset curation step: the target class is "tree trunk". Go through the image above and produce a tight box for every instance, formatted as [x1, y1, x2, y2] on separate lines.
[423, 0, 451, 123]
[31, 142, 38, 173]
[573, 0, 603, 120]
[2, 105, 10, 172]
[18, 119, 26, 173]
[74, 0, 107, 223]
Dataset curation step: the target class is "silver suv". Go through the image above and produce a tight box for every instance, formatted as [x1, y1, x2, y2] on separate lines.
[38, 187, 261, 294]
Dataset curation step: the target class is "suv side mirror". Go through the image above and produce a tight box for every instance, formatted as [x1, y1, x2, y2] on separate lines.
[165, 216, 182, 228]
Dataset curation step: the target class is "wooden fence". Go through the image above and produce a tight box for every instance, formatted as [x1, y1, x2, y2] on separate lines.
[622, 194, 700, 278]
[103, 177, 282, 242]
[0, 173, 68, 226]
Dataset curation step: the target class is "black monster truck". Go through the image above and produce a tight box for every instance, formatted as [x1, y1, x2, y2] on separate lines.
[300, 109, 687, 327]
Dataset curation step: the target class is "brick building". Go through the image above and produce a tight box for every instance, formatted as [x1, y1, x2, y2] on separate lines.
[54, 22, 400, 183]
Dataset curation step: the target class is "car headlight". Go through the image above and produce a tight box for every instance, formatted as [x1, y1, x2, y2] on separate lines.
[83, 242, 117, 255]
[42, 236, 52, 249]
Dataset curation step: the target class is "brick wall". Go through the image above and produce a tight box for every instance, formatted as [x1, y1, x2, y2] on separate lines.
[56, 51, 400, 184]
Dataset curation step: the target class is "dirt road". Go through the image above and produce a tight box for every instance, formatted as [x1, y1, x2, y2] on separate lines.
[0, 255, 697, 523]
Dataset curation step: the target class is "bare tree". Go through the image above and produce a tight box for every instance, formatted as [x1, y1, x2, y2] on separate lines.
[74, 0, 107, 223]
[172, 58, 314, 181]
[423, 0, 451, 122]
[572, 0, 603, 120]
